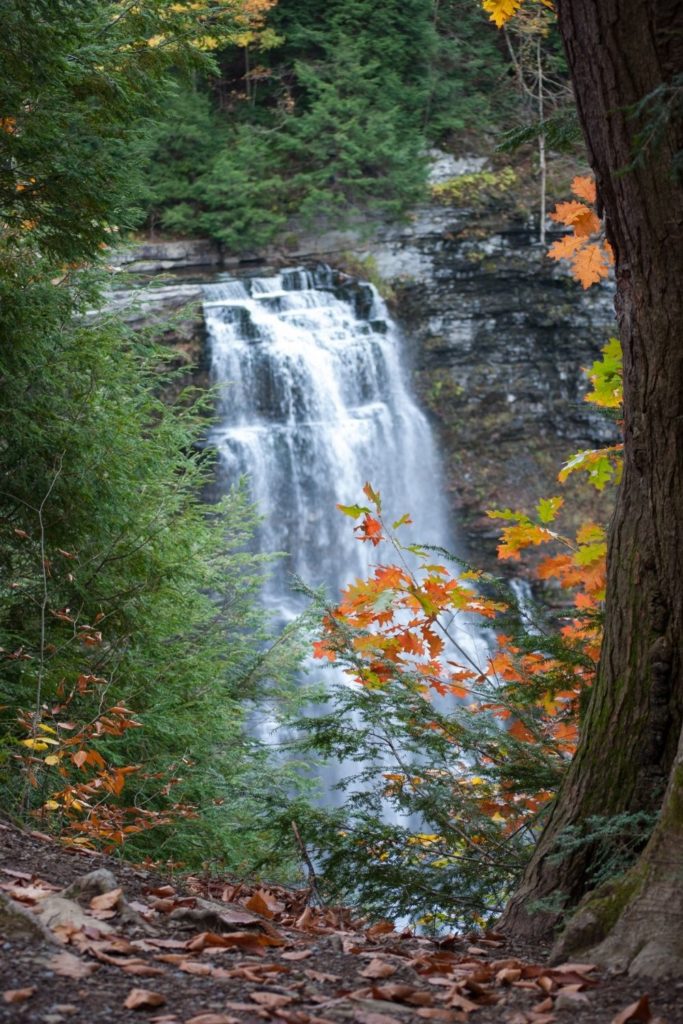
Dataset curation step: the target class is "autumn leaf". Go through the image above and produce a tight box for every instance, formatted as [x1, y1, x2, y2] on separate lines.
[536, 496, 563, 523]
[482, 0, 523, 27]
[357, 514, 383, 545]
[547, 233, 585, 261]
[572, 243, 611, 288]
[2, 988, 36, 1004]
[124, 988, 167, 1010]
[360, 958, 398, 979]
[185, 1015, 240, 1024]
[90, 887, 122, 911]
[249, 991, 294, 1007]
[550, 200, 600, 236]
[48, 951, 99, 979]
[610, 996, 651, 1024]
[362, 481, 382, 510]
[337, 503, 370, 519]
[571, 175, 597, 204]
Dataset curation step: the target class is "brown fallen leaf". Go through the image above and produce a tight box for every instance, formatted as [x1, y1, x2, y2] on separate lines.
[360, 958, 398, 979]
[147, 885, 176, 898]
[295, 906, 316, 931]
[383, 985, 434, 1007]
[90, 887, 122, 912]
[244, 889, 279, 919]
[224, 1001, 269, 1014]
[533, 997, 554, 1013]
[185, 1015, 240, 1024]
[250, 991, 295, 1008]
[415, 1010, 459, 1021]
[444, 989, 480, 1012]
[353, 1012, 405, 1024]
[305, 968, 341, 983]
[2, 988, 36, 1004]
[149, 898, 176, 913]
[121, 961, 167, 978]
[48, 951, 99, 979]
[611, 996, 651, 1024]
[188, 930, 281, 952]
[124, 988, 167, 1010]
[141, 937, 189, 950]
[281, 948, 314, 961]
[178, 961, 215, 976]
[366, 921, 395, 939]
[497, 967, 522, 985]
[552, 962, 597, 975]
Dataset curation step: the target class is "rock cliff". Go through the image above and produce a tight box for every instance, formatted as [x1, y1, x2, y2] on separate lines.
[112, 183, 617, 568]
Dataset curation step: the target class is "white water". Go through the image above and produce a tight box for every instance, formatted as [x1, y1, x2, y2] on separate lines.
[205, 266, 449, 607]
[203, 266, 482, 803]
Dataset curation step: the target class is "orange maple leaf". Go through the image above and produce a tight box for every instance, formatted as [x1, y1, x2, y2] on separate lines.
[547, 233, 585, 261]
[550, 200, 600, 237]
[571, 243, 611, 288]
[571, 176, 597, 204]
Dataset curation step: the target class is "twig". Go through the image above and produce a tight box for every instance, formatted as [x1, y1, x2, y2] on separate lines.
[291, 820, 323, 907]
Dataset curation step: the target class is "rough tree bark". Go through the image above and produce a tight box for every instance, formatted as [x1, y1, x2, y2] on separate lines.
[499, 0, 683, 972]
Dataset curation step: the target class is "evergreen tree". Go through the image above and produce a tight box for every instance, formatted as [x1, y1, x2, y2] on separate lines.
[0, 0, 309, 871]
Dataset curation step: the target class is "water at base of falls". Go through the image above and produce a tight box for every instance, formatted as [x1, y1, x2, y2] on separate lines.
[205, 265, 449, 610]
[203, 266, 484, 809]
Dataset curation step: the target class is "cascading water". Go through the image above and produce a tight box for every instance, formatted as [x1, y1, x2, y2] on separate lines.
[203, 265, 482, 801]
[205, 266, 451, 602]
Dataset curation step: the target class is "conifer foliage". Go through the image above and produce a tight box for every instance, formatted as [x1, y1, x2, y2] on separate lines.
[0, 0, 307, 872]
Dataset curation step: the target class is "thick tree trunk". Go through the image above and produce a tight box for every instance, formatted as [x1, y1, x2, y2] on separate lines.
[500, 0, 683, 950]
[552, 723, 683, 977]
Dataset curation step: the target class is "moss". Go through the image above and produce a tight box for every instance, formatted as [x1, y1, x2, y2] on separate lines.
[589, 864, 647, 937]
[335, 251, 395, 302]
[431, 167, 518, 208]
[572, 869, 645, 950]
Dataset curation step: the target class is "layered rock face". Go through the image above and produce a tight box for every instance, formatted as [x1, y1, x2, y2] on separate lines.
[382, 220, 617, 563]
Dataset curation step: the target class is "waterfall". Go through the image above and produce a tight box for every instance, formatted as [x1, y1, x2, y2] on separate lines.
[203, 266, 483, 806]
[204, 266, 450, 610]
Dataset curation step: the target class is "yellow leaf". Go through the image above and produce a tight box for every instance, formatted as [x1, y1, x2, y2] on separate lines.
[44, 755, 60, 766]
[44, 800, 60, 811]
[37, 723, 58, 734]
[20, 738, 49, 750]
[481, 0, 524, 27]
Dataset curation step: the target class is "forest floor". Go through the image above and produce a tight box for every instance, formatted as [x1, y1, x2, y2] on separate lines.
[0, 819, 681, 1024]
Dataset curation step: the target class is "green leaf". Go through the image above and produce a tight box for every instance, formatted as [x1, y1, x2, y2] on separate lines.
[487, 508, 531, 524]
[337, 503, 371, 520]
[536, 496, 564, 524]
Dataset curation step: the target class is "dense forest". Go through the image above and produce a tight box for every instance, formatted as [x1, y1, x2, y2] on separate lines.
[1, 0, 683, 1018]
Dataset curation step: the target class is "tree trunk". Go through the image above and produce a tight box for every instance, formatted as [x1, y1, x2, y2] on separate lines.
[552, 723, 683, 977]
[500, 0, 683, 954]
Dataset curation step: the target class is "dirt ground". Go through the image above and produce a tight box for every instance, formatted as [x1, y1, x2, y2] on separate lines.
[0, 819, 681, 1024]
